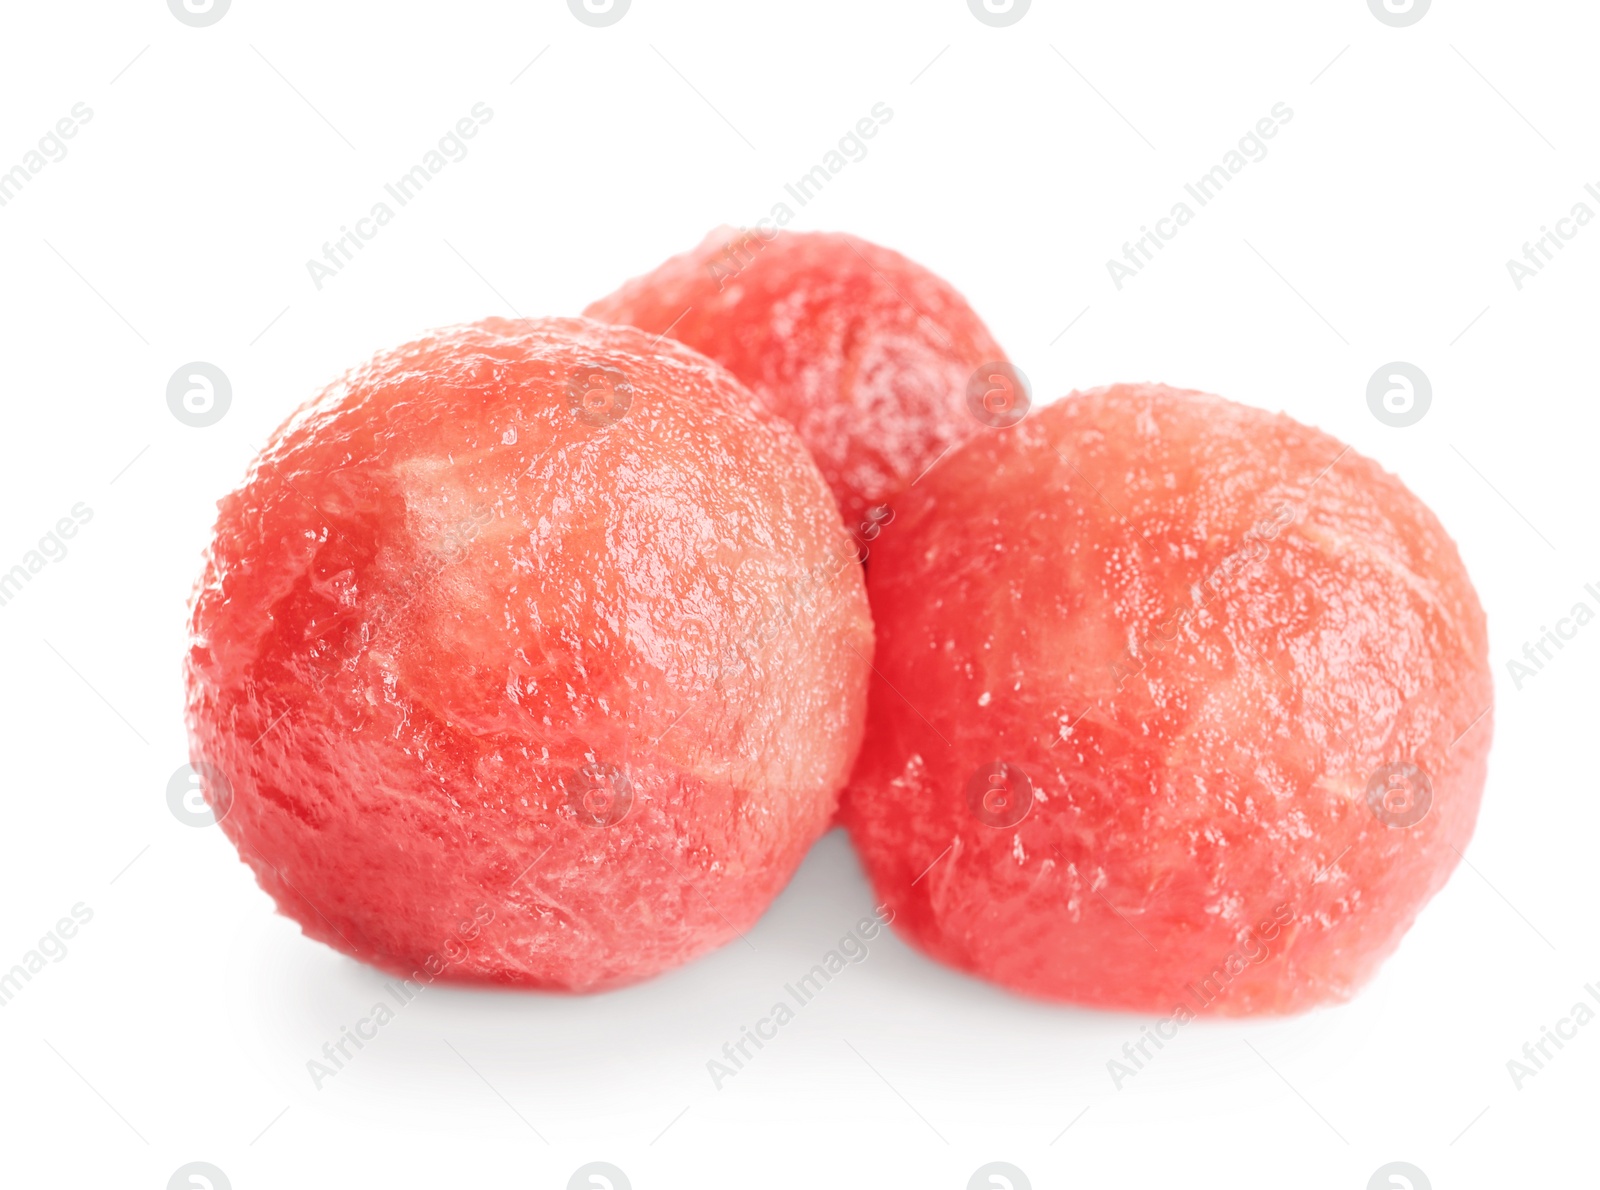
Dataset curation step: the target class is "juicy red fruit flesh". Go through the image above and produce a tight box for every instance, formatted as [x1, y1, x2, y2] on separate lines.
[842, 383, 1493, 1015]
[185, 318, 873, 992]
[585, 228, 1010, 538]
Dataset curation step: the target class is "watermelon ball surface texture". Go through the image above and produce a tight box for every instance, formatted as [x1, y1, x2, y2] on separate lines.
[585, 228, 1011, 537]
[184, 318, 873, 992]
[841, 383, 1493, 1015]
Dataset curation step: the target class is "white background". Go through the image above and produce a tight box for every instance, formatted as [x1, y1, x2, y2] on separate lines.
[0, 1, 1594, 1187]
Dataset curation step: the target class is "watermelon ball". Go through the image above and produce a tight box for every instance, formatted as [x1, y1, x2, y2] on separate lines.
[841, 383, 1492, 1015]
[584, 228, 1012, 540]
[184, 318, 873, 992]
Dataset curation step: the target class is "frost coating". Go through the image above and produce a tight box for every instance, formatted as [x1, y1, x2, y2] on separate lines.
[585, 228, 1008, 534]
[185, 317, 872, 992]
[842, 383, 1492, 1015]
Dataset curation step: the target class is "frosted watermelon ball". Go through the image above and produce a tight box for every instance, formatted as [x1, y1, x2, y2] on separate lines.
[184, 318, 873, 992]
[585, 228, 1015, 541]
[842, 383, 1493, 1015]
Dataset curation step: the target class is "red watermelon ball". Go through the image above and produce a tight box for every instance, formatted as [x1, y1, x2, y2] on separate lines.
[584, 228, 1014, 539]
[184, 318, 873, 992]
[842, 383, 1493, 1015]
